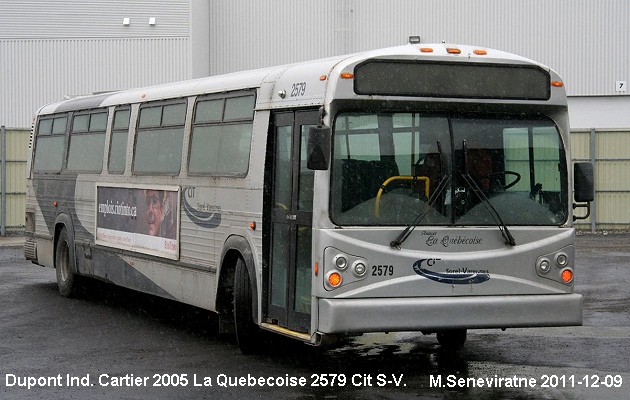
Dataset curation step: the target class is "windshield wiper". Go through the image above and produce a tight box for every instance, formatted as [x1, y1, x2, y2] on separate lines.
[391, 140, 449, 249]
[461, 140, 516, 246]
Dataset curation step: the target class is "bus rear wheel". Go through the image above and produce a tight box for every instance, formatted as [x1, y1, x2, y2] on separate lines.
[233, 257, 260, 354]
[436, 329, 467, 349]
[55, 227, 80, 298]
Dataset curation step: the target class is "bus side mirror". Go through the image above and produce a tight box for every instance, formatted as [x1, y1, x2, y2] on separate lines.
[574, 162, 594, 202]
[307, 125, 331, 170]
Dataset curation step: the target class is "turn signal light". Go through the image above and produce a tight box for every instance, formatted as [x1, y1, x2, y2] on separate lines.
[340, 73, 354, 79]
[328, 272, 342, 287]
[551, 81, 564, 87]
[561, 269, 573, 283]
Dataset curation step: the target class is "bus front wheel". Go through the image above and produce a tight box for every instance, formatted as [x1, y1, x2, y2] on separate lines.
[233, 257, 260, 354]
[436, 329, 467, 349]
[55, 227, 80, 298]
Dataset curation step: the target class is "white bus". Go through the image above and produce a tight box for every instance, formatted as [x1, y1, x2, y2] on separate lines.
[25, 42, 594, 353]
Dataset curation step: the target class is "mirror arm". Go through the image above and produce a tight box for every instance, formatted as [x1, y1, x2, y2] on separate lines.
[573, 202, 591, 221]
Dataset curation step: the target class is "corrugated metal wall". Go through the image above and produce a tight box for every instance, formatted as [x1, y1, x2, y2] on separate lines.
[0, 128, 29, 233]
[0, 0, 190, 39]
[0, 0, 191, 128]
[208, 0, 629, 98]
[1, 0, 628, 231]
[572, 129, 630, 231]
[1, 38, 189, 127]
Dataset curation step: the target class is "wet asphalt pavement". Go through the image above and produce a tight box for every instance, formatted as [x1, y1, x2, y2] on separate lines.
[0, 233, 628, 399]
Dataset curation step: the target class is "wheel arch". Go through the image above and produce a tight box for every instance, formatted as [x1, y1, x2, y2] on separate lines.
[216, 235, 259, 324]
[53, 212, 75, 270]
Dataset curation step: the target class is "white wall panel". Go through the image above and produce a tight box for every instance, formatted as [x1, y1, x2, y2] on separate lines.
[0, 0, 189, 39]
[1, 38, 189, 128]
[208, 0, 629, 98]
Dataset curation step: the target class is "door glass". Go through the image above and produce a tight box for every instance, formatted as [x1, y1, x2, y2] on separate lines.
[298, 126, 315, 211]
[274, 126, 292, 208]
[294, 225, 312, 312]
[271, 223, 290, 307]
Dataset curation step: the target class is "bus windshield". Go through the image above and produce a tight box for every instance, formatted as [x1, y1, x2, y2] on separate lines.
[330, 112, 568, 227]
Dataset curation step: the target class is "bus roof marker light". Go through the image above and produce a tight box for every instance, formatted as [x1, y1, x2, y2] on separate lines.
[446, 48, 461, 54]
[340, 72, 354, 79]
[420, 47, 434, 53]
[473, 49, 488, 55]
[319, 75, 327, 81]
[551, 81, 564, 87]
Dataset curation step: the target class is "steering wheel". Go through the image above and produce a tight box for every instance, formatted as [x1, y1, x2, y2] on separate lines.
[488, 171, 521, 190]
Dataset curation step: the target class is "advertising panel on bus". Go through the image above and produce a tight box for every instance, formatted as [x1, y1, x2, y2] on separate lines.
[95, 184, 180, 259]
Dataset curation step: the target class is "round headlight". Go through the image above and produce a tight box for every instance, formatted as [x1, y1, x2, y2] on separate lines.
[556, 254, 568, 267]
[539, 259, 551, 273]
[353, 262, 367, 277]
[334, 255, 348, 270]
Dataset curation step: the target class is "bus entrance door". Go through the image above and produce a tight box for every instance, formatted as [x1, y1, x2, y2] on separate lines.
[267, 110, 319, 333]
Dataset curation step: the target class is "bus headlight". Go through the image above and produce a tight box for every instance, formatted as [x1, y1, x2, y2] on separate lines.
[556, 253, 568, 267]
[334, 255, 348, 270]
[535, 246, 575, 285]
[323, 247, 369, 290]
[353, 262, 367, 277]
[538, 259, 551, 273]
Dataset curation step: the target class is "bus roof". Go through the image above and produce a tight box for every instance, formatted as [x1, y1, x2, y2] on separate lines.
[37, 43, 558, 116]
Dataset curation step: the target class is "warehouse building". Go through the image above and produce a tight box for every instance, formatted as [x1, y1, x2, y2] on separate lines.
[0, 0, 628, 230]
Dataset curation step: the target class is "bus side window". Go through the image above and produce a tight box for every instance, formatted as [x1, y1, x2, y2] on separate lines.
[134, 101, 186, 175]
[188, 93, 255, 176]
[109, 107, 131, 174]
[33, 115, 68, 173]
[67, 111, 107, 173]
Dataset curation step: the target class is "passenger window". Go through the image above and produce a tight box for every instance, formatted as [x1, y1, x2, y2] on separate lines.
[138, 106, 162, 128]
[72, 115, 90, 132]
[33, 115, 68, 172]
[224, 95, 255, 120]
[109, 108, 131, 174]
[90, 113, 108, 131]
[189, 92, 255, 176]
[189, 124, 253, 175]
[134, 101, 186, 175]
[67, 111, 107, 172]
[37, 119, 53, 136]
[194, 99, 223, 123]
[52, 117, 67, 134]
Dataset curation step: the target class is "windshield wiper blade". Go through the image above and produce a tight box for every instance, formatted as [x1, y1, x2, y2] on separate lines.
[462, 140, 516, 246]
[390, 175, 450, 249]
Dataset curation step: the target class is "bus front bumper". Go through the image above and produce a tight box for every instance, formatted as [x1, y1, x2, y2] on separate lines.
[317, 294, 582, 334]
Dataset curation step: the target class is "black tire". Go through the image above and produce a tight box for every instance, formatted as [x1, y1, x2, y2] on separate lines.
[55, 227, 80, 298]
[233, 257, 260, 354]
[436, 329, 467, 349]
